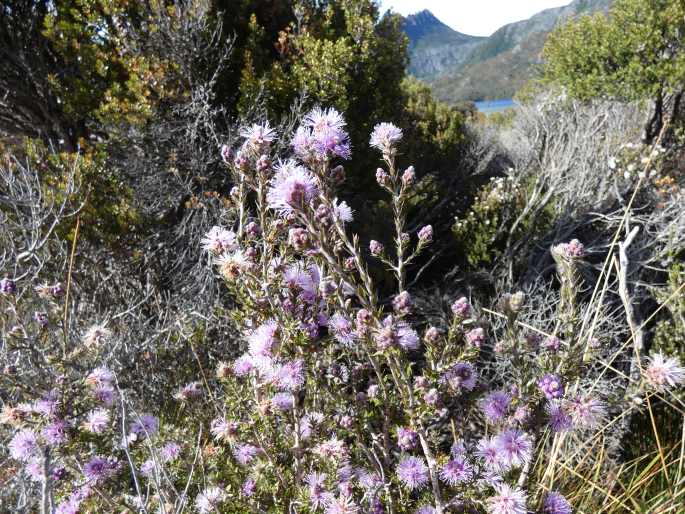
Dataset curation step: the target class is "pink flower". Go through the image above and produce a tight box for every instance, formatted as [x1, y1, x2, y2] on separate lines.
[86, 367, 114, 388]
[487, 483, 527, 514]
[567, 395, 605, 428]
[240, 122, 276, 152]
[210, 417, 238, 442]
[645, 353, 685, 390]
[370, 122, 403, 153]
[201, 226, 236, 254]
[9, 429, 38, 461]
[129, 414, 159, 439]
[267, 160, 319, 215]
[247, 321, 279, 357]
[494, 429, 532, 469]
[195, 486, 225, 513]
[439, 456, 473, 485]
[233, 443, 260, 466]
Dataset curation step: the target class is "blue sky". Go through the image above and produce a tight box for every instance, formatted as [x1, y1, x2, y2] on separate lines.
[379, 0, 571, 36]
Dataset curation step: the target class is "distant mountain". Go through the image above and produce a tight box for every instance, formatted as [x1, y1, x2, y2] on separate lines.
[402, 10, 485, 80]
[403, 0, 612, 103]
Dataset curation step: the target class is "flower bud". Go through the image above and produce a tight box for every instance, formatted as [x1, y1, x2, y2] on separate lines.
[552, 239, 585, 260]
[319, 279, 337, 298]
[331, 165, 346, 185]
[0, 277, 17, 295]
[367, 384, 379, 398]
[465, 327, 485, 347]
[538, 374, 564, 400]
[256, 154, 271, 173]
[356, 309, 372, 326]
[396, 427, 418, 450]
[369, 240, 384, 256]
[233, 151, 249, 170]
[220, 144, 232, 164]
[401, 166, 415, 186]
[339, 415, 353, 429]
[414, 375, 429, 391]
[375, 168, 390, 187]
[424, 388, 440, 406]
[500, 291, 525, 315]
[424, 326, 440, 343]
[245, 221, 261, 238]
[50, 283, 66, 297]
[216, 362, 232, 379]
[34, 311, 49, 327]
[451, 297, 471, 318]
[418, 225, 433, 243]
[288, 228, 310, 251]
[315, 204, 332, 225]
[543, 335, 561, 352]
[392, 291, 412, 315]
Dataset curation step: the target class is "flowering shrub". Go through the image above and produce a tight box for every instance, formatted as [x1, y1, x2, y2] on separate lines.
[2, 106, 684, 514]
[197, 108, 684, 513]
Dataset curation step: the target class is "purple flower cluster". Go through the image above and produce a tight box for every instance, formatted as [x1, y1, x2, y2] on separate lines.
[267, 160, 319, 215]
[369, 122, 403, 154]
[0, 277, 17, 295]
[373, 315, 419, 351]
[83, 455, 119, 483]
[480, 391, 511, 423]
[451, 296, 471, 317]
[441, 362, 477, 392]
[396, 456, 429, 490]
[194, 108, 659, 513]
[396, 426, 418, 450]
[292, 107, 351, 162]
[439, 456, 473, 485]
[543, 491, 572, 514]
[538, 374, 564, 400]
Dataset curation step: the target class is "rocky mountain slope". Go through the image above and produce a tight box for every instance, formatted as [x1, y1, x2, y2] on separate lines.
[404, 0, 612, 103]
[402, 10, 485, 80]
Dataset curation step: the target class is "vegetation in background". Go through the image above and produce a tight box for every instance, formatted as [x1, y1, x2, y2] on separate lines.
[544, 0, 685, 142]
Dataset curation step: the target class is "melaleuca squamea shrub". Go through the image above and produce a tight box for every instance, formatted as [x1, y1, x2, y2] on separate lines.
[197, 107, 685, 513]
[3, 107, 685, 513]
[0, 278, 187, 512]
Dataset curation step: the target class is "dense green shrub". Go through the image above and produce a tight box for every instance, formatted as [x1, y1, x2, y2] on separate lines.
[543, 0, 685, 141]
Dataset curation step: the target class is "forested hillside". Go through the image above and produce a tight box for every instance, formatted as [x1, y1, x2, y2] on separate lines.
[404, 0, 611, 102]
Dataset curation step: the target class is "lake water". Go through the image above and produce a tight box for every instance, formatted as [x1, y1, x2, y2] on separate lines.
[475, 98, 516, 114]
